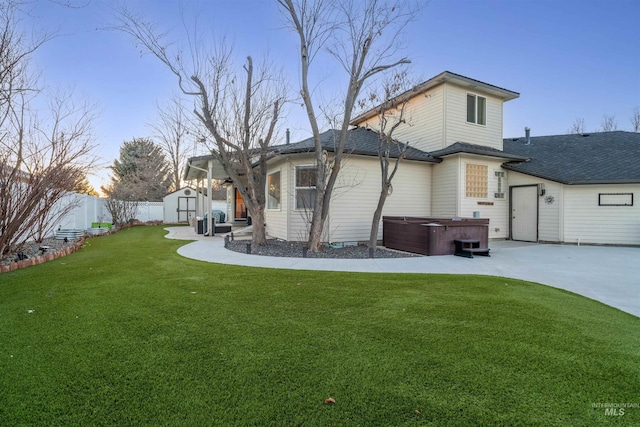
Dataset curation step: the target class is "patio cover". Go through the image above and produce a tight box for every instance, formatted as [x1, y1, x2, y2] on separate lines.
[183, 154, 231, 182]
[183, 154, 233, 237]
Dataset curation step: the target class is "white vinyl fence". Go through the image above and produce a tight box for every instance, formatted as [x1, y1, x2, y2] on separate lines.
[17, 193, 178, 245]
[134, 201, 164, 223]
[57, 193, 110, 230]
[56, 197, 164, 232]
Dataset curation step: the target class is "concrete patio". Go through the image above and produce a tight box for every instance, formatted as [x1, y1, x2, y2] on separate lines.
[165, 226, 639, 318]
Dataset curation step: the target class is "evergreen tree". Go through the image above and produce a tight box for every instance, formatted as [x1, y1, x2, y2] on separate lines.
[108, 138, 171, 201]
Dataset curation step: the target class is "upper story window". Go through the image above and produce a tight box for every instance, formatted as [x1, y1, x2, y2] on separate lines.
[267, 171, 281, 210]
[295, 165, 317, 209]
[467, 93, 486, 125]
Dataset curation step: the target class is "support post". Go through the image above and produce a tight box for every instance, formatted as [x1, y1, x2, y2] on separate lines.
[207, 160, 213, 238]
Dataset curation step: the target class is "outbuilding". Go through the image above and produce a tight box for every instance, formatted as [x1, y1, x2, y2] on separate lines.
[163, 187, 199, 224]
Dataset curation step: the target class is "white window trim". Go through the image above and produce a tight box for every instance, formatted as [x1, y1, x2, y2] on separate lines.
[266, 170, 282, 211]
[466, 92, 487, 126]
[294, 164, 317, 211]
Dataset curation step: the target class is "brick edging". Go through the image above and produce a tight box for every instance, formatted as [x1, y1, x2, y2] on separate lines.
[0, 227, 123, 273]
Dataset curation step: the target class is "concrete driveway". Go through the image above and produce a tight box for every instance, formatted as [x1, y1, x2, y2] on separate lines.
[166, 228, 639, 318]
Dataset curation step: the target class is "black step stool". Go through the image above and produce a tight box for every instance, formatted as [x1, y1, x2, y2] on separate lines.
[454, 239, 491, 258]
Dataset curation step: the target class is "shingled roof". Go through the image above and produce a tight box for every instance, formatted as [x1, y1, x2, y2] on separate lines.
[272, 127, 440, 163]
[429, 142, 528, 161]
[502, 131, 640, 184]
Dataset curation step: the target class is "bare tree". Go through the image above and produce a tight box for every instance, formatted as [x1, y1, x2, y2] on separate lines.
[148, 95, 190, 191]
[101, 181, 140, 227]
[279, 0, 420, 251]
[631, 107, 640, 132]
[113, 9, 285, 246]
[0, 2, 98, 256]
[0, 89, 98, 256]
[568, 117, 585, 134]
[361, 71, 414, 254]
[600, 114, 618, 132]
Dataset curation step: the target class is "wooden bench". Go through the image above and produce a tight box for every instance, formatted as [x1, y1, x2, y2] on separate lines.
[454, 239, 490, 258]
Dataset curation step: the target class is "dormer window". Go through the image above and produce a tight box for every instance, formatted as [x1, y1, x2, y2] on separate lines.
[467, 93, 486, 125]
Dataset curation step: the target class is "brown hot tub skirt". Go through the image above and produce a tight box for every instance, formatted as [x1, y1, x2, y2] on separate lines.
[382, 217, 489, 256]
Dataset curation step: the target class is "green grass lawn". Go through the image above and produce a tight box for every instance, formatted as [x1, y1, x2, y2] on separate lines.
[1, 226, 638, 426]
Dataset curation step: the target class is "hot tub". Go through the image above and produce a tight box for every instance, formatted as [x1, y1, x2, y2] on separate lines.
[382, 217, 489, 256]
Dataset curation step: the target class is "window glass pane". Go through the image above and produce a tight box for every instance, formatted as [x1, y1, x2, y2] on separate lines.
[267, 171, 281, 209]
[296, 166, 317, 187]
[467, 94, 476, 123]
[295, 166, 317, 209]
[296, 188, 316, 209]
[477, 96, 486, 125]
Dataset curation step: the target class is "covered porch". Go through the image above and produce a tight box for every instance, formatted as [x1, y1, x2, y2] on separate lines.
[184, 154, 250, 236]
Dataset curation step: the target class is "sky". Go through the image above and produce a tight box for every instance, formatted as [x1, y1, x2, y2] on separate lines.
[19, 0, 640, 192]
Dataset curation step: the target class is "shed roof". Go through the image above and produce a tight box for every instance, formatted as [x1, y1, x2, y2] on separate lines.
[502, 131, 640, 184]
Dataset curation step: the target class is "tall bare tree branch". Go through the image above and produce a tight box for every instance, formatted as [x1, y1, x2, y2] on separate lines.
[279, 0, 420, 251]
[113, 8, 286, 246]
[148, 95, 190, 191]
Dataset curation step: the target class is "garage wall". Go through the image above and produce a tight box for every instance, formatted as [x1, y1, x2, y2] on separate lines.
[563, 184, 640, 245]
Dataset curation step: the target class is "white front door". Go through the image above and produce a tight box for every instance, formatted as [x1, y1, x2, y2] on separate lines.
[511, 185, 538, 242]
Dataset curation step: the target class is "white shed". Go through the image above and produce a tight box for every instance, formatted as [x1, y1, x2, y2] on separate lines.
[163, 187, 228, 224]
[163, 187, 199, 224]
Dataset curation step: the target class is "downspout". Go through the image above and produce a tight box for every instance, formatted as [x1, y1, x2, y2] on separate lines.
[194, 177, 200, 219]
[197, 178, 202, 218]
[456, 155, 461, 217]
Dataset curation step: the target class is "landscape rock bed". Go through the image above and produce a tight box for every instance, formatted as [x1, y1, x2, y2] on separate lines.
[0, 237, 83, 273]
[226, 239, 420, 259]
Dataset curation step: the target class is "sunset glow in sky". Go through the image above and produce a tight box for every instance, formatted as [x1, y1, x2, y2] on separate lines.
[20, 0, 640, 191]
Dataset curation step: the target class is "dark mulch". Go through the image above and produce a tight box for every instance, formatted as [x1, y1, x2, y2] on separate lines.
[226, 239, 420, 259]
